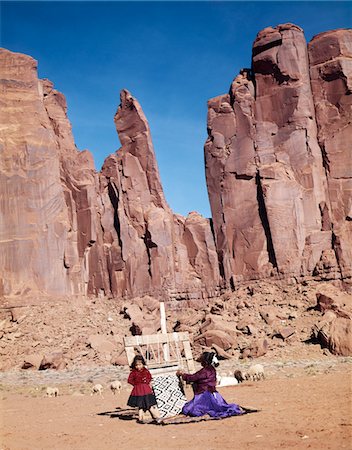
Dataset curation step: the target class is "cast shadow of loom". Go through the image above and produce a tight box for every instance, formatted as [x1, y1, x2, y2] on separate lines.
[97, 407, 139, 421]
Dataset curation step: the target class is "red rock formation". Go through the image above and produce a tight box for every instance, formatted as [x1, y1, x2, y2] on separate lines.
[205, 24, 351, 287]
[40, 78, 109, 297]
[0, 48, 108, 298]
[1, 24, 351, 300]
[0, 50, 219, 301]
[99, 90, 220, 300]
[308, 29, 352, 281]
[0, 49, 72, 296]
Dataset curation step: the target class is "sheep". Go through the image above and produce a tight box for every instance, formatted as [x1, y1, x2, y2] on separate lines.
[46, 386, 59, 397]
[245, 364, 265, 381]
[110, 380, 122, 395]
[91, 383, 103, 396]
[234, 370, 246, 383]
[216, 374, 239, 387]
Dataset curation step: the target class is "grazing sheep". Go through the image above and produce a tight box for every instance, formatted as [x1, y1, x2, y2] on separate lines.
[245, 364, 265, 381]
[46, 387, 59, 397]
[110, 380, 122, 395]
[216, 374, 239, 387]
[234, 370, 245, 383]
[91, 383, 103, 396]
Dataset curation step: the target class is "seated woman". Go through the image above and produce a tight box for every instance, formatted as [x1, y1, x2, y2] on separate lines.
[176, 351, 244, 418]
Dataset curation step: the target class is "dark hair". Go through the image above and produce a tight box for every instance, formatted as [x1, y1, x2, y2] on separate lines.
[131, 354, 146, 369]
[201, 351, 219, 368]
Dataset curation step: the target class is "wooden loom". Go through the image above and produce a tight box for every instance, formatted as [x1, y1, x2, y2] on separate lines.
[123, 303, 195, 375]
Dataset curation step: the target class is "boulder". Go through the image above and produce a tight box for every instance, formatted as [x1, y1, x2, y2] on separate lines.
[87, 335, 116, 354]
[277, 326, 295, 340]
[312, 313, 352, 356]
[21, 354, 43, 370]
[316, 293, 351, 318]
[39, 352, 67, 370]
[328, 318, 352, 356]
[194, 330, 235, 350]
[111, 354, 129, 366]
[200, 314, 235, 337]
[260, 308, 277, 326]
[240, 338, 269, 358]
[211, 343, 232, 359]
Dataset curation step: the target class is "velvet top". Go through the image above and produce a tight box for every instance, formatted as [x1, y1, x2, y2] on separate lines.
[127, 367, 154, 397]
[181, 366, 217, 395]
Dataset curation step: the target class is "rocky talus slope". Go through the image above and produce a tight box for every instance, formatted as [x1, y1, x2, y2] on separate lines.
[0, 280, 350, 371]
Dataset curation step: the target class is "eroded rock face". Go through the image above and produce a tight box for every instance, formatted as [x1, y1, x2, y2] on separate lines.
[0, 51, 219, 301]
[40, 78, 108, 297]
[0, 48, 107, 298]
[308, 29, 352, 281]
[0, 49, 72, 296]
[205, 25, 351, 287]
[99, 90, 220, 300]
[1, 25, 351, 301]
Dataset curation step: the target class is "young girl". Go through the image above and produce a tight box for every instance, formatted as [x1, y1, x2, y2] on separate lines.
[127, 355, 160, 422]
[176, 351, 244, 418]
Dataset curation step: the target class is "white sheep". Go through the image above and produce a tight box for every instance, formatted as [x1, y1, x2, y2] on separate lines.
[91, 383, 103, 396]
[46, 386, 59, 397]
[216, 374, 239, 387]
[245, 364, 265, 381]
[110, 380, 122, 395]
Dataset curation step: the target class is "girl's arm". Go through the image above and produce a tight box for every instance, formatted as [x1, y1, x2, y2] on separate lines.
[127, 370, 136, 385]
[143, 369, 152, 384]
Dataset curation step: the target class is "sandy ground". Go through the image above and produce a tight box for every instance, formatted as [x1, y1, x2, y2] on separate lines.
[1, 365, 351, 450]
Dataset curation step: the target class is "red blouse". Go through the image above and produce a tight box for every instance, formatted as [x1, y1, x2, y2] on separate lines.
[127, 367, 154, 396]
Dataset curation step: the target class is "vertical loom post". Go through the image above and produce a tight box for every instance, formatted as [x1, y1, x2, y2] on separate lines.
[160, 302, 170, 362]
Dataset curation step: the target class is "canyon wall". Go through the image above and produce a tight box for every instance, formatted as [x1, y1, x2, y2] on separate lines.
[205, 25, 351, 287]
[0, 24, 351, 300]
[0, 49, 219, 300]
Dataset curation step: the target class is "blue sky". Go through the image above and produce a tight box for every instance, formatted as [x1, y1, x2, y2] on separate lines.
[1, 1, 351, 217]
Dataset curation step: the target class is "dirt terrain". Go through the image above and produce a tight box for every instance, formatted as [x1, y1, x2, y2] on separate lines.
[0, 280, 351, 449]
[0, 357, 351, 450]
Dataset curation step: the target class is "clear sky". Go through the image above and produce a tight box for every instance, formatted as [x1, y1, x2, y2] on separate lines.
[1, 1, 351, 217]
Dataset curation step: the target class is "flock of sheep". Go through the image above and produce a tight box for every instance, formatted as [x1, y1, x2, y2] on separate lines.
[45, 380, 122, 397]
[45, 364, 265, 397]
[216, 363, 265, 386]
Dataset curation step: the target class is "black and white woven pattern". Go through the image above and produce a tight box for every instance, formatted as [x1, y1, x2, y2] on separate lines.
[152, 375, 187, 418]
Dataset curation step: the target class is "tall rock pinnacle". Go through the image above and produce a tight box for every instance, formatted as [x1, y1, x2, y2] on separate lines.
[205, 24, 351, 287]
[99, 89, 220, 300]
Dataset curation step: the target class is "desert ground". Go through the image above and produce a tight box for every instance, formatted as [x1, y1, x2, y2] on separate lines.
[1, 357, 351, 450]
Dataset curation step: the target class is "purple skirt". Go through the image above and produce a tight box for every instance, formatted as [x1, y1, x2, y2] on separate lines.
[182, 391, 244, 418]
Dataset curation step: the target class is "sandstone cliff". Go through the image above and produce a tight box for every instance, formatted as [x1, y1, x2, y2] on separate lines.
[0, 24, 351, 300]
[0, 49, 219, 300]
[205, 25, 351, 287]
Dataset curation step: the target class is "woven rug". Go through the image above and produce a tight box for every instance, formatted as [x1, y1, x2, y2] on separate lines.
[98, 406, 259, 425]
[152, 374, 187, 418]
[154, 407, 259, 425]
